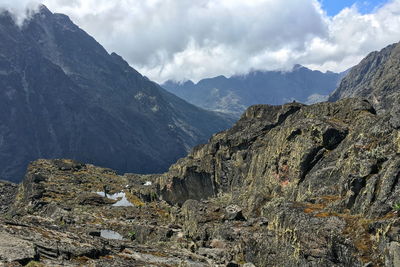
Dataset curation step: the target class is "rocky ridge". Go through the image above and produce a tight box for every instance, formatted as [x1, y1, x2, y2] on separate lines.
[1, 96, 399, 266]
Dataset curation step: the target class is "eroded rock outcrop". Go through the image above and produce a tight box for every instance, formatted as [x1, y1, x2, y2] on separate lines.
[1, 96, 399, 266]
[153, 98, 400, 266]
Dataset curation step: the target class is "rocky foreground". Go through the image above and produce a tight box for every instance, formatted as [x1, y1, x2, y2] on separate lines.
[0, 98, 399, 266]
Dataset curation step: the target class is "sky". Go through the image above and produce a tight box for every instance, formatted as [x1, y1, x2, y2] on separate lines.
[0, 0, 399, 83]
[321, 0, 388, 16]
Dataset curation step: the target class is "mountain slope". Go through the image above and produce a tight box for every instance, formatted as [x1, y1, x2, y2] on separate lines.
[329, 42, 400, 114]
[0, 6, 233, 182]
[163, 65, 343, 116]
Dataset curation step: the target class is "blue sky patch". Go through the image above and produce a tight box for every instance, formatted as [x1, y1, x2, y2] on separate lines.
[319, 0, 389, 16]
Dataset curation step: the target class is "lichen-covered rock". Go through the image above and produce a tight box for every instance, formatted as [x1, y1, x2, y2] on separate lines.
[0, 180, 18, 213]
[224, 205, 245, 221]
[154, 98, 399, 266]
[0, 231, 36, 264]
[1, 96, 399, 266]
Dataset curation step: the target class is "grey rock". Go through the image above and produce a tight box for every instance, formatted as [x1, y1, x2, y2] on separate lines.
[386, 242, 400, 267]
[0, 232, 36, 263]
[0, 181, 18, 213]
[224, 205, 245, 221]
[78, 193, 117, 206]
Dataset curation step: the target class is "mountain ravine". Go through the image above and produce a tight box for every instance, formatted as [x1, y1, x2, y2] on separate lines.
[0, 6, 233, 182]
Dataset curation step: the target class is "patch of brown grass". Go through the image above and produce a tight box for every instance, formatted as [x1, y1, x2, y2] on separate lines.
[314, 212, 332, 218]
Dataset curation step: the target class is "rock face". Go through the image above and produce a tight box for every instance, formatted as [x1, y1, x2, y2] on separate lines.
[163, 65, 344, 116]
[1, 95, 399, 266]
[0, 6, 233, 182]
[0, 180, 18, 213]
[0, 232, 36, 264]
[329, 41, 400, 117]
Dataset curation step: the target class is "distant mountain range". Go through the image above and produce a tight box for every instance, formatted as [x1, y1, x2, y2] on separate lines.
[163, 65, 347, 116]
[0, 6, 233, 182]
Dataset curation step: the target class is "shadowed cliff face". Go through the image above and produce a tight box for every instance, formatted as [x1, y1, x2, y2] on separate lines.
[329, 41, 400, 126]
[0, 6, 233, 182]
[2, 97, 399, 266]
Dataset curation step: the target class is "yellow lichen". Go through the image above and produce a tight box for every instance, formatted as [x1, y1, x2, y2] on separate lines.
[126, 192, 145, 207]
[395, 131, 400, 153]
[25, 261, 45, 267]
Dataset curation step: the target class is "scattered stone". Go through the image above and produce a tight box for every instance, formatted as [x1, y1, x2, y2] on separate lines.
[224, 205, 246, 221]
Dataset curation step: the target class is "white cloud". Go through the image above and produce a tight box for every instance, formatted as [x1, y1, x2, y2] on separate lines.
[0, 0, 39, 26]
[303, 1, 400, 72]
[2, 0, 400, 82]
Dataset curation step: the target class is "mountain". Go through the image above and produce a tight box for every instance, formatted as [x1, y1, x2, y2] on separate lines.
[0, 6, 233, 182]
[2, 97, 399, 266]
[162, 65, 344, 116]
[1, 39, 399, 265]
[1, 5, 399, 267]
[329, 41, 400, 123]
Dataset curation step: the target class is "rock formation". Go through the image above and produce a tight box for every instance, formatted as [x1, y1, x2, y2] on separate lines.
[1, 96, 399, 266]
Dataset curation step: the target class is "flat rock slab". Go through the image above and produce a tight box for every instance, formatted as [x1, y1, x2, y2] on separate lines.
[0, 232, 36, 263]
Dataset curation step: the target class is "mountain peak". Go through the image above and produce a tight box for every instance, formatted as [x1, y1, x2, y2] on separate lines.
[0, 6, 233, 182]
[37, 4, 52, 16]
[292, 64, 306, 71]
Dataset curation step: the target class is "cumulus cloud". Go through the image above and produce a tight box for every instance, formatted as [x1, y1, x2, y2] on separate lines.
[2, 0, 400, 82]
[41, 0, 328, 81]
[303, 1, 400, 72]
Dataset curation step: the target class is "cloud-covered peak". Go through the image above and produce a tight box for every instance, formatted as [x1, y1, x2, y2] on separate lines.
[0, 0, 41, 26]
[3, 0, 400, 83]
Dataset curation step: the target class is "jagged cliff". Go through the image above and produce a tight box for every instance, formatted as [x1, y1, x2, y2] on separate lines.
[329, 41, 400, 129]
[1, 96, 399, 266]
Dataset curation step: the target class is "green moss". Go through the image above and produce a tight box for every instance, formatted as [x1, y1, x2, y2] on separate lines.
[393, 203, 400, 211]
[128, 231, 136, 240]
